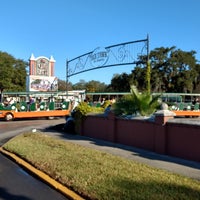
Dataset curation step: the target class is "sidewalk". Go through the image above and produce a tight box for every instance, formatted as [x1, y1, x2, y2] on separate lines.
[42, 127, 200, 181]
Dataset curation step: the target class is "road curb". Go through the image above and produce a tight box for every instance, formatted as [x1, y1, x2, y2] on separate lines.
[0, 147, 85, 200]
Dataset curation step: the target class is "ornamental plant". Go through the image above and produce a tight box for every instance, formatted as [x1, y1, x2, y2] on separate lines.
[73, 101, 104, 134]
[114, 85, 161, 117]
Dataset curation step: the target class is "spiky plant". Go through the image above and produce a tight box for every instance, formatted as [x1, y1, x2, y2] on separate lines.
[130, 85, 161, 116]
[114, 85, 161, 117]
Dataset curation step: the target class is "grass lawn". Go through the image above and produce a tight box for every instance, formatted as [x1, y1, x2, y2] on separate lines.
[2, 132, 200, 200]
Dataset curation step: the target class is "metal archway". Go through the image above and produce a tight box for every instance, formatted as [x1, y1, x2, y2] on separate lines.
[66, 35, 149, 88]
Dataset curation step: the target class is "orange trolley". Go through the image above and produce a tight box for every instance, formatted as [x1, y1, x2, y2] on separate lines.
[0, 101, 70, 121]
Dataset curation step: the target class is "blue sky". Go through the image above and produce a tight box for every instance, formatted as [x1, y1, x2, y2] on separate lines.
[0, 0, 199, 84]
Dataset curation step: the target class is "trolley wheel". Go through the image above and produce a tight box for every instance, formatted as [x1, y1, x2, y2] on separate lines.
[48, 116, 55, 120]
[5, 113, 14, 121]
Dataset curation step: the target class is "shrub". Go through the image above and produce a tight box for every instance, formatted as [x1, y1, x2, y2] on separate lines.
[73, 102, 104, 134]
[114, 85, 161, 117]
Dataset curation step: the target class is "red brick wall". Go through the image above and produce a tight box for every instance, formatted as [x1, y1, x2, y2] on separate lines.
[166, 123, 200, 162]
[81, 112, 200, 162]
[115, 119, 155, 151]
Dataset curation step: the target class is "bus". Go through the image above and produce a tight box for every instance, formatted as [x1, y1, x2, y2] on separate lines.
[0, 90, 85, 121]
[86, 92, 200, 104]
[85, 92, 200, 116]
[1, 91, 200, 120]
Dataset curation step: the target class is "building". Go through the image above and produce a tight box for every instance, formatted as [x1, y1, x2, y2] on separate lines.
[26, 54, 58, 92]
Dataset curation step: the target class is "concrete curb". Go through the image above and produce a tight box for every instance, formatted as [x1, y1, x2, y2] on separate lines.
[0, 147, 85, 200]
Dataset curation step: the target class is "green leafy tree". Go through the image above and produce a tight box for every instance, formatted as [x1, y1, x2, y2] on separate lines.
[72, 79, 107, 92]
[130, 47, 199, 93]
[58, 79, 73, 91]
[72, 79, 87, 90]
[107, 73, 130, 92]
[192, 63, 200, 92]
[0, 51, 27, 101]
[129, 66, 146, 91]
[150, 47, 198, 93]
[86, 80, 107, 92]
[11, 59, 27, 91]
[169, 49, 197, 92]
[0, 52, 15, 93]
[146, 47, 175, 92]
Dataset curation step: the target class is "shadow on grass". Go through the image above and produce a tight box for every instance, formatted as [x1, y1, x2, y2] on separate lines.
[43, 123, 200, 173]
[103, 177, 200, 200]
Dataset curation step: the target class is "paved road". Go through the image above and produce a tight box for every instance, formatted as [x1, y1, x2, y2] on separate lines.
[0, 118, 69, 200]
[0, 118, 66, 145]
[0, 153, 68, 200]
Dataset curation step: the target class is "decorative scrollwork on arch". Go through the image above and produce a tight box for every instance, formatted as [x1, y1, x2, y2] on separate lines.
[66, 37, 149, 78]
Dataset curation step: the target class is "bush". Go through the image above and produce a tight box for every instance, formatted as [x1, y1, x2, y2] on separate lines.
[73, 102, 104, 134]
[114, 85, 161, 117]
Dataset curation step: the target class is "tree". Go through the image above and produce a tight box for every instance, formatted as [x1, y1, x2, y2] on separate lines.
[150, 46, 176, 92]
[72, 79, 87, 90]
[169, 49, 197, 93]
[192, 63, 200, 92]
[72, 79, 108, 92]
[107, 73, 130, 92]
[0, 52, 15, 93]
[86, 80, 107, 92]
[130, 47, 199, 93]
[58, 79, 73, 91]
[129, 66, 146, 91]
[0, 51, 27, 101]
[11, 59, 27, 91]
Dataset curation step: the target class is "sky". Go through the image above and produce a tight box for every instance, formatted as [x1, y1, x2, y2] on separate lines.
[0, 0, 200, 85]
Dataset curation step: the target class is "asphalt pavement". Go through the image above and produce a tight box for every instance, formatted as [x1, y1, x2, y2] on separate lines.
[0, 152, 68, 200]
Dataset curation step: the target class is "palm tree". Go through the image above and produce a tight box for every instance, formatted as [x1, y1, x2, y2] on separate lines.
[114, 85, 161, 116]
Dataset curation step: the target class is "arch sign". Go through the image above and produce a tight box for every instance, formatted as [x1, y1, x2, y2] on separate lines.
[66, 36, 149, 81]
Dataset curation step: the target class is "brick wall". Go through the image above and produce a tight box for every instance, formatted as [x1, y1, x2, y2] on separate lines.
[81, 111, 200, 162]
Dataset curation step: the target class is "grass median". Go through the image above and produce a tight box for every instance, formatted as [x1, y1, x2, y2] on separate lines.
[2, 132, 200, 200]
